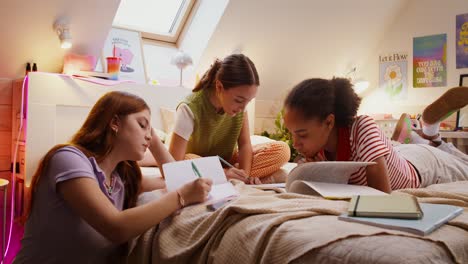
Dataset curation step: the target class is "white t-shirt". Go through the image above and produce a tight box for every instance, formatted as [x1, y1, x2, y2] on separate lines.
[173, 103, 248, 141]
[173, 103, 195, 141]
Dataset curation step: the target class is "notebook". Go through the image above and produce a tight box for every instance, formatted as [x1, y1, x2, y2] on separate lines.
[162, 156, 239, 204]
[338, 203, 463, 236]
[348, 195, 423, 219]
[285, 161, 387, 199]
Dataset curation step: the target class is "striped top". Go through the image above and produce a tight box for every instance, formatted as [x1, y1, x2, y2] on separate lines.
[347, 115, 420, 190]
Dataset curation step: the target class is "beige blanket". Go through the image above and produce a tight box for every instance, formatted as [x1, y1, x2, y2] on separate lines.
[130, 181, 468, 264]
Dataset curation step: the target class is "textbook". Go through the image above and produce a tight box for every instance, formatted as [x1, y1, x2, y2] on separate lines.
[162, 156, 239, 204]
[339, 203, 463, 236]
[348, 195, 423, 219]
[285, 161, 387, 199]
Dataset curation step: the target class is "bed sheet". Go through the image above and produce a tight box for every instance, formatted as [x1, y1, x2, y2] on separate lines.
[128, 181, 468, 264]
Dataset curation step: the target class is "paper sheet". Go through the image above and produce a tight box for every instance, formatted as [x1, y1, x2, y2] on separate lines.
[163, 156, 239, 203]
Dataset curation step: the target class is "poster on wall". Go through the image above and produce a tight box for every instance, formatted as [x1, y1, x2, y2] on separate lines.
[379, 52, 408, 100]
[102, 27, 147, 83]
[456, 13, 468, 68]
[413, 34, 447, 88]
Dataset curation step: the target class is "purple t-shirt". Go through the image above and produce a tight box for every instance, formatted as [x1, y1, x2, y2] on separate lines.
[14, 146, 125, 263]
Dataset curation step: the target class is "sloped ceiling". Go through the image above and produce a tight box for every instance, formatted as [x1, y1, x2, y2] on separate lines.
[196, 0, 409, 100]
[1, 0, 409, 100]
[0, 0, 120, 79]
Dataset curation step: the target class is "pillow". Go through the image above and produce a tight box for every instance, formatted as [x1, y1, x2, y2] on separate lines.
[160, 107, 176, 134]
[250, 135, 275, 146]
[154, 128, 167, 143]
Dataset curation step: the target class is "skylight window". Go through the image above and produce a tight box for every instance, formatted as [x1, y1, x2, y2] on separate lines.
[113, 0, 196, 44]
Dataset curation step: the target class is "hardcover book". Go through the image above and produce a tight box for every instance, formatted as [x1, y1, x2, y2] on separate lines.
[348, 195, 423, 219]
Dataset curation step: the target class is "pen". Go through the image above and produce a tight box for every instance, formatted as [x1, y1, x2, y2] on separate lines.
[218, 156, 251, 179]
[191, 161, 202, 178]
[218, 155, 234, 168]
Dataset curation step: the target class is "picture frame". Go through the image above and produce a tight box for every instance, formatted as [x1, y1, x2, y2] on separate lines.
[101, 27, 148, 83]
[455, 74, 468, 130]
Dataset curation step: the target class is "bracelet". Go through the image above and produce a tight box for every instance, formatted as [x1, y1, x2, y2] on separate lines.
[176, 189, 185, 208]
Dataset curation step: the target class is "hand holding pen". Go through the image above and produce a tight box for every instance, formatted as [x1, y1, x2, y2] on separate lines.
[191, 161, 203, 178]
[218, 156, 260, 184]
[176, 162, 212, 207]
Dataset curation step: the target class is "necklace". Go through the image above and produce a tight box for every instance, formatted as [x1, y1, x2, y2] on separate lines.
[105, 175, 115, 195]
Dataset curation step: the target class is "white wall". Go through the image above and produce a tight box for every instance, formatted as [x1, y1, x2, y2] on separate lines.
[359, 0, 468, 117]
[0, 0, 119, 79]
[195, 0, 408, 101]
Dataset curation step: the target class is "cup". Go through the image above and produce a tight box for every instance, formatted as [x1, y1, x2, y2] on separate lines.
[106, 57, 121, 80]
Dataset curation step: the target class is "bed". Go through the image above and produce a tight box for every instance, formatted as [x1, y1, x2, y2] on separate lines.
[129, 181, 468, 264]
[24, 72, 468, 264]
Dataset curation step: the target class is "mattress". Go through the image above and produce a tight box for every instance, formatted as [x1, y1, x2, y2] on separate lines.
[129, 181, 468, 264]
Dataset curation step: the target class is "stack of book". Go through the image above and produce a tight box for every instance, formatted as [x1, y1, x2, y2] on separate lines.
[338, 195, 463, 236]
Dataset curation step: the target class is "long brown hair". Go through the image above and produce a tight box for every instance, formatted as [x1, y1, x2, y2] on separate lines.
[26, 91, 149, 218]
[193, 53, 259, 92]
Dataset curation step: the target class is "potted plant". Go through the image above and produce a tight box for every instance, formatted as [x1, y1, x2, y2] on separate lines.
[260, 109, 299, 162]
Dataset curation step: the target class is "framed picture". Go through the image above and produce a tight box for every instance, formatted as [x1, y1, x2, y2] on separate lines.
[455, 74, 468, 130]
[101, 27, 147, 83]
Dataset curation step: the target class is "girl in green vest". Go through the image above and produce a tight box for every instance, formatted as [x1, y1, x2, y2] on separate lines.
[169, 54, 290, 183]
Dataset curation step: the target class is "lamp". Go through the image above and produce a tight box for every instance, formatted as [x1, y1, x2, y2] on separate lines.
[171, 50, 193, 86]
[346, 67, 369, 94]
[53, 19, 72, 49]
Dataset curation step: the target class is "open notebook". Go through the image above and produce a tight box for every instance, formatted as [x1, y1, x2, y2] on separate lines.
[163, 156, 239, 204]
[285, 161, 387, 199]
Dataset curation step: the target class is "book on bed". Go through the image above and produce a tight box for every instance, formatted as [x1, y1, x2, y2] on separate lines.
[285, 161, 387, 199]
[339, 203, 463, 236]
[162, 156, 239, 204]
[348, 195, 423, 219]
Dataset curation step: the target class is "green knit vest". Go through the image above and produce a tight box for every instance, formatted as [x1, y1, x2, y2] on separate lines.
[179, 89, 244, 160]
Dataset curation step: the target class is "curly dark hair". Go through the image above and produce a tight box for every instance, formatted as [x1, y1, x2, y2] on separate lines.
[284, 77, 361, 127]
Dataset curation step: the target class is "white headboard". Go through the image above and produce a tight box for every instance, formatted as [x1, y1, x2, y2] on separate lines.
[24, 72, 191, 185]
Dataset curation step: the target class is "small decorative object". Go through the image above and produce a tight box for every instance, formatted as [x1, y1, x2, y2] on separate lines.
[346, 67, 369, 94]
[104, 45, 121, 80]
[148, 79, 159, 86]
[63, 53, 97, 74]
[260, 109, 299, 162]
[53, 18, 72, 49]
[102, 27, 147, 83]
[171, 50, 193, 86]
[106, 56, 121, 80]
[25, 62, 31, 75]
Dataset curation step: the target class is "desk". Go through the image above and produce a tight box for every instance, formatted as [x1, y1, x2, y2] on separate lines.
[440, 131, 468, 154]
